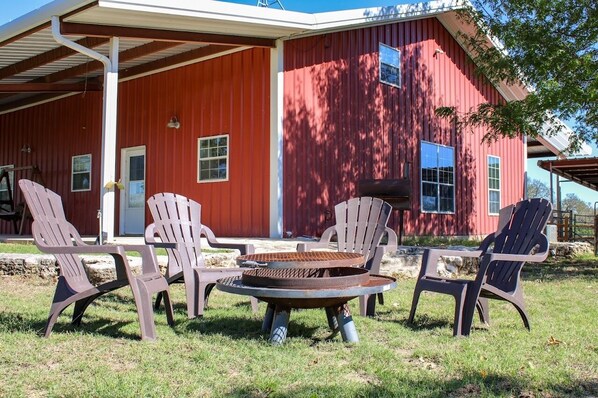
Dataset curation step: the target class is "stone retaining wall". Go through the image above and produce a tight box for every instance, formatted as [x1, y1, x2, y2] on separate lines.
[1, 242, 593, 284]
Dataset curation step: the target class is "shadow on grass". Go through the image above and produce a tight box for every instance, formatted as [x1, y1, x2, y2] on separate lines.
[0, 309, 143, 340]
[227, 369, 598, 398]
[522, 257, 598, 281]
[184, 310, 322, 343]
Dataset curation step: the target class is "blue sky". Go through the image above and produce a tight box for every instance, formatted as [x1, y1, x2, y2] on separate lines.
[2, 0, 597, 206]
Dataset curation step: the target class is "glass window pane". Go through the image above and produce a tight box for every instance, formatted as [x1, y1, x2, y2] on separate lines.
[198, 135, 229, 182]
[379, 44, 401, 87]
[72, 173, 90, 191]
[422, 182, 438, 211]
[129, 155, 144, 181]
[440, 185, 454, 212]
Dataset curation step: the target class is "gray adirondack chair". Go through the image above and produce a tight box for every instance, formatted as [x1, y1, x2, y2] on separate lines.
[146, 192, 258, 319]
[297, 196, 398, 316]
[19, 179, 174, 341]
[408, 198, 552, 336]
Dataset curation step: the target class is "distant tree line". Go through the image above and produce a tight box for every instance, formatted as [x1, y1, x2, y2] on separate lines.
[527, 178, 595, 215]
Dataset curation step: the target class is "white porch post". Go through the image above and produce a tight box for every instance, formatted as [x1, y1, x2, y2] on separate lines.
[101, 38, 120, 241]
[269, 39, 284, 238]
[50, 17, 119, 242]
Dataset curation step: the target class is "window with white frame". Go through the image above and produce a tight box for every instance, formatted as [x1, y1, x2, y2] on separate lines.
[421, 141, 455, 213]
[488, 155, 501, 214]
[198, 134, 229, 183]
[71, 154, 91, 192]
[379, 43, 401, 88]
[0, 164, 14, 208]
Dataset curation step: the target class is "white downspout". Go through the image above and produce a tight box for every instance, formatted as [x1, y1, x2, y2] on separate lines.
[51, 16, 119, 242]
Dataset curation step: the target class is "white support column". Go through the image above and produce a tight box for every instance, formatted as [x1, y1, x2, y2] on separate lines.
[269, 39, 284, 238]
[51, 17, 120, 242]
[101, 38, 120, 241]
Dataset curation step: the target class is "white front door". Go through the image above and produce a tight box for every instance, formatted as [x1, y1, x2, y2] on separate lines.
[120, 146, 146, 235]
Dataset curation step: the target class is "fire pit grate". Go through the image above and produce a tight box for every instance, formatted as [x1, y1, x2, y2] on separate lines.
[237, 251, 364, 268]
[242, 267, 369, 289]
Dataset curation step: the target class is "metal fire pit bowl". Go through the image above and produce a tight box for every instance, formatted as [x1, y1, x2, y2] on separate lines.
[241, 267, 369, 290]
[217, 274, 397, 345]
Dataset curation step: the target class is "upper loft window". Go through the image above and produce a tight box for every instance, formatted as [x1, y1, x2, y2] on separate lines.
[488, 155, 501, 215]
[379, 43, 401, 88]
[421, 141, 455, 213]
[71, 155, 91, 192]
[198, 134, 229, 183]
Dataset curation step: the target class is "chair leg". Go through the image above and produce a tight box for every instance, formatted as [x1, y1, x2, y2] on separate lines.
[204, 283, 216, 308]
[43, 301, 69, 338]
[130, 280, 158, 341]
[72, 294, 102, 326]
[250, 297, 259, 313]
[359, 294, 377, 317]
[377, 293, 384, 305]
[511, 300, 531, 330]
[154, 291, 163, 310]
[452, 288, 467, 337]
[476, 297, 490, 325]
[407, 287, 423, 324]
[460, 287, 481, 337]
[194, 281, 209, 318]
[161, 289, 175, 327]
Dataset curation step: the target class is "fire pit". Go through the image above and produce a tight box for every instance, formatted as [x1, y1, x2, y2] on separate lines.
[217, 252, 397, 345]
[241, 267, 370, 290]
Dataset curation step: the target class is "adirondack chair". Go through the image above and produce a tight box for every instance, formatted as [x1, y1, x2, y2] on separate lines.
[408, 198, 552, 336]
[146, 192, 258, 319]
[297, 196, 398, 316]
[18, 179, 174, 341]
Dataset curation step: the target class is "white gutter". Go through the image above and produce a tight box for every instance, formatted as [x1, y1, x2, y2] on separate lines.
[51, 15, 120, 242]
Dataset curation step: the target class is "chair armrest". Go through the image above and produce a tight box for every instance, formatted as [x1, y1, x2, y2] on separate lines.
[201, 224, 254, 254]
[381, 227, 398, 254]
[144, 223, 183, 250]
[419, 248, 484, 278]
[34, 238, 127, 256]
[487, 250, 549, 264]
[297, 226, 337, 252]
[144, 223, 158, 243]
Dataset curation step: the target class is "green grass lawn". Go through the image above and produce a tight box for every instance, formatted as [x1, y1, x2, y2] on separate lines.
[0, 256, 596, 397]
[0, 242, 230, 256]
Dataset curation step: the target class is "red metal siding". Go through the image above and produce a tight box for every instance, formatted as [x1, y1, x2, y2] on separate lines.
[0, 47, 270, 236]
[283, 18, 525, 237]
[118, 48, 270, 237]
[0, 94, 103, 235]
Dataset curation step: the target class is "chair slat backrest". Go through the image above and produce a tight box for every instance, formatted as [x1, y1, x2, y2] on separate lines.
[486, 198, 552, 290]
[147, 193, 205, 275]
[334, 197, 392, 262]
[18, 179, 89, 285]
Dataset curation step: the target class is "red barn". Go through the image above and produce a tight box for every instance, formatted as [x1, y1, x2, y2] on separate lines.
[0, 0, 573, 239]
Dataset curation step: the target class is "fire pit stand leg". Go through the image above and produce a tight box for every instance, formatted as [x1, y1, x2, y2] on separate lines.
[269, 306, 291, 345]
[325, 307, 339, 332]
[337, 303, 359, 343]
[262, 303, 275, 332]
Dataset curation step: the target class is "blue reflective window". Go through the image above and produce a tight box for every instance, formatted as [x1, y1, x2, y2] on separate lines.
[420, 142, 455, 213]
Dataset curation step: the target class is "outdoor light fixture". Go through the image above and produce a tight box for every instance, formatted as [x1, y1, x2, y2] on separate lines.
[20, 144, 31, 153]
[167, 116, 180, 129]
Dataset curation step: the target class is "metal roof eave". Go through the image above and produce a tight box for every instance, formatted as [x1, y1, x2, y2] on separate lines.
[0, 0, 96, 42]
